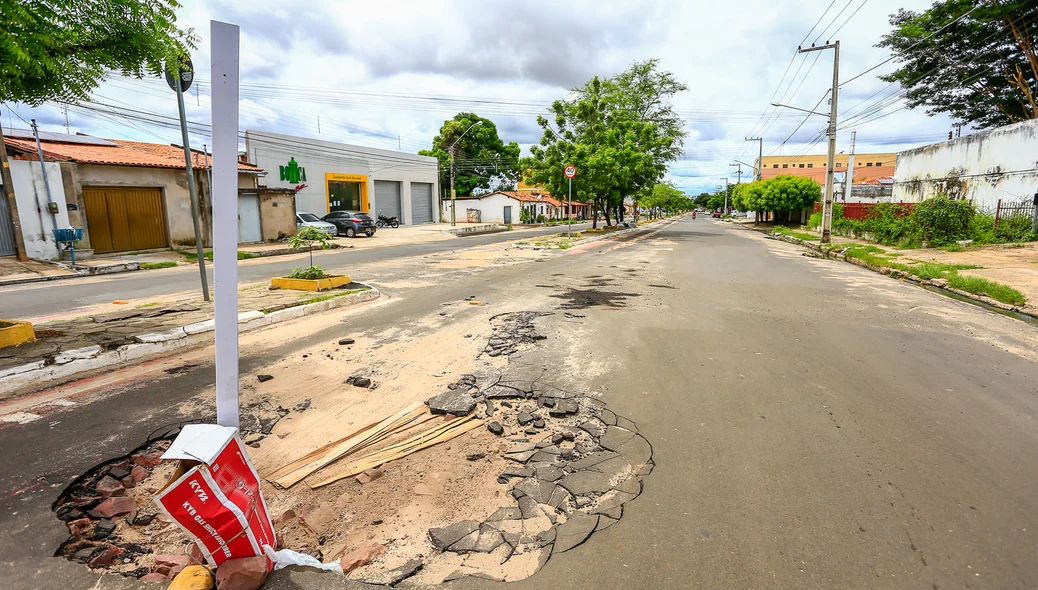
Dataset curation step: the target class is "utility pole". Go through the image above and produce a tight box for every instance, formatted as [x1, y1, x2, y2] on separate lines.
[953, 122, 964, 139]
[745, 137, 763, 180]
[448, 120, 482, 227]
[799, 40, 840, 244]
[169, 59, 210, 302]
[720, 177, 730, 215]
[730, 162, 742, 185]
[844, 131, 856, 202]
[30, 120, 61, 257]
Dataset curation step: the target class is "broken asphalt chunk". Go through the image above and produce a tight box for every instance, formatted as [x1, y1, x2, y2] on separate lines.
[429, 520, 481, 551]
[425, 390, 477, 416]
[257, 374, 274, 383]
[338, 338, 355, 345]
[552, 513, 599, 553]
[487, 422, 504, 436]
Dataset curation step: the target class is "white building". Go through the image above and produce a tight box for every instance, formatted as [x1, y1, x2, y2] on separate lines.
[440, 191, 573, 224]
[244, 131, 440, 225]
[893, 118, 1038, 210]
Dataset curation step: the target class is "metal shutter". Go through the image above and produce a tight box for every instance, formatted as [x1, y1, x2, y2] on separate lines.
[409, 182, 433, 224]
[82, 187, 168, 253]
[0, 189, 15, 256]
[373, 180, 402, 222]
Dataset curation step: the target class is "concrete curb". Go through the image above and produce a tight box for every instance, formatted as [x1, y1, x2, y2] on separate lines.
[0, 262, 141, 287]
[746, 225, 1038, 321]
[0, 286, 381, 400]
[443, 224, 505, 236]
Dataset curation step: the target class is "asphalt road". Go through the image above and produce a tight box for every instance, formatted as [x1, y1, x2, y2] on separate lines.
[3, 218, 1037, 589]
[0, 223, 591, 319]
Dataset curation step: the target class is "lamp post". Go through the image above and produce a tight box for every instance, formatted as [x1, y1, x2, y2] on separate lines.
[449, 120, 483, 227]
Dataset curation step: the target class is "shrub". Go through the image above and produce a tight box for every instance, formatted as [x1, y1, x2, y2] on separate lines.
[994, 214, 1035, 243]
[909, 197, 973, 246]
[287, 266, 326, 280]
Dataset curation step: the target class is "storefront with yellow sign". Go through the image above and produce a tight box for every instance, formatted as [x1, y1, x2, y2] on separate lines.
[244, 130, 440, 225]
[326, 173, 368, 213]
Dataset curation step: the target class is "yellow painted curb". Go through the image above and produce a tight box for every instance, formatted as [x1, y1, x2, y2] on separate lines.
[0, 320, 35, 349]
[271, 274, 352, 292]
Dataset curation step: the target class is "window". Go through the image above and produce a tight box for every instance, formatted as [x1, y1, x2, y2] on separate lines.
[799, 164, 805, 168]
[807, 163, 813, 168]
[782, 164, 788, 168]
[876, 162, 883, 166]
[773, 164, 779, 168]
[867, 162, 873, 167]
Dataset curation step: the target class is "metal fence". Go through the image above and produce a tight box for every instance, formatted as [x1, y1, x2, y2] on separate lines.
[994, 199, 1035, 227]
[812, 201, 916, 220]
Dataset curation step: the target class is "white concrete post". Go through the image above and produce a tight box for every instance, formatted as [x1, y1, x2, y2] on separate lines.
[211, 21, 241, 428]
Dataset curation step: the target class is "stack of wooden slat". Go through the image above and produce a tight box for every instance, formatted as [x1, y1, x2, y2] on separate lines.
[264, 402, 483, 489]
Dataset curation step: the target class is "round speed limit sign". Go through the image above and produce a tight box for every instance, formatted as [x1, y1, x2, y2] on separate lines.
[564, 165, 577, 178]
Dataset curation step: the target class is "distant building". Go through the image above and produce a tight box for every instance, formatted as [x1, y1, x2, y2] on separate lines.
[758, 152, 897, 185]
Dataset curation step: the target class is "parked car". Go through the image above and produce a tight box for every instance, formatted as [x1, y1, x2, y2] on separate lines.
[296, 213, 337, 236]
[322, 210, 376, 238]
[711, 210, 722, 218]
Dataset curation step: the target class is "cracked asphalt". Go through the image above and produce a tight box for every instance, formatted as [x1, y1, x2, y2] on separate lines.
[2, 217, 1037, 589]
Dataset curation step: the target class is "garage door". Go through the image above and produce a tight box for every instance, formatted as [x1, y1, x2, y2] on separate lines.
[373, 180, 402, 223]
[83, 187, 168, 253]
[0, 189, 15, 256]
[410, 182, 434, 224]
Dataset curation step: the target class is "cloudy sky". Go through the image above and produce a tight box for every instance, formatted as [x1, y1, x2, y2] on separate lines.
[9, 0, 953, 195]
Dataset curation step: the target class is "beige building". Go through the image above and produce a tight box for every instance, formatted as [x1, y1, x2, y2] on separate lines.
[2, 132, 281, 256]
[759, 152, 897, 184]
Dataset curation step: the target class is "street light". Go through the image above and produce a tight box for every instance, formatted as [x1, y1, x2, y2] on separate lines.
[449, 120, 482, 227]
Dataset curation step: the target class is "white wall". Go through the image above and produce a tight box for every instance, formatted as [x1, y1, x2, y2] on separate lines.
[10, 160, 70, 260]
[893, 118, 1038, 210]
[440, 193, 521, 224]
[244, 131, 439, 224]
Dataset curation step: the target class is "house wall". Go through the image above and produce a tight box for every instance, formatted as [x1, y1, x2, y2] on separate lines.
[244, 131, 439, 225]
[258, 188, 297, 241]
[440, 193, 520, 224]
[9, 160, 70, 260]
[74, 164, 192, 245]
[893, 119, 1038, 210]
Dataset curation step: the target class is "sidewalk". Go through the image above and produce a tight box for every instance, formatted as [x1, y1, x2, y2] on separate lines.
[735, 219, 1038, 315]
[0, 282, 379, 400]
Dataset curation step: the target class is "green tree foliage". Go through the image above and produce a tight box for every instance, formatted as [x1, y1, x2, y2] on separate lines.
[523, 60, 687, 228]
[694, 192, 711, 208]
[641, 183, 692, 217]
[731, 176, 820, 213]
[0, 0, 198, 105]
[877, 0, 1038, 129]
[289, 226, 332, 269]
[706, 192, 726, 211]
[419, 113, 520, 196]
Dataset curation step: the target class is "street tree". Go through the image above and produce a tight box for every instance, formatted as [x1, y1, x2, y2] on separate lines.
[877, 0, 1037, 129]
[694, 192, 712, 208]
[0, 0, 197, 105]
[760, 175, 821, 213]
[419, 113, 520, 197]
[523, 60, 686, 228]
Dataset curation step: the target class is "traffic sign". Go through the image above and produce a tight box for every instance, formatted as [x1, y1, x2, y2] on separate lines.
[165, 57, 195, 93]
[564, 165, 576, 179]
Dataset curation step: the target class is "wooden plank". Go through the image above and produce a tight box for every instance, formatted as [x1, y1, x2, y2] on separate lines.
[269, 402, 429, 488]
[309, 417, 484, 489]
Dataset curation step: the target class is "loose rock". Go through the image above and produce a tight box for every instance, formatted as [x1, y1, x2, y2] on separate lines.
[338, 338, 355, 345]
[426, 390, 477, 416]
[256, 374, 274, 383]
[340, 540, 385, 574]
[487, 422, 504, 436]
[215, 556, 268, 590]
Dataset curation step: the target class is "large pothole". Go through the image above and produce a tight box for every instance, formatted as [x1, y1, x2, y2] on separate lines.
[51, 310, 652, 586]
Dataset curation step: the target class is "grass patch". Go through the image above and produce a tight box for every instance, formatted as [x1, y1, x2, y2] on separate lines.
[139, 261, 177, 270]
[181, 250, 258, 262]
[239, 284, 264, 291]
[134, 302, 161, 308]
[773, 226, 818, 241]
[298, 288, 367, 305]
[909, 262, 981, 280]
[938, 243, 965, 252]
[947, 274, 1026, 306]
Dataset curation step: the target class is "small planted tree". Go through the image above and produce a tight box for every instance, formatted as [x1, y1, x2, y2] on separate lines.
[288, 226, 331, 279]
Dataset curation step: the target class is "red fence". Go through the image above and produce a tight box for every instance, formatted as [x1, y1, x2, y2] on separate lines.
[812, 201, 916, 220]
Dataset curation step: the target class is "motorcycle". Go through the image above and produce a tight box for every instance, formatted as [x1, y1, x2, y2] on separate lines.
[692, 211, 697, 219]
[375, 210, 400, 228]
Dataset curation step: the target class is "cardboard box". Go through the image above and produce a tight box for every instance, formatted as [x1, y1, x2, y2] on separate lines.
[154, 425, 276, 567]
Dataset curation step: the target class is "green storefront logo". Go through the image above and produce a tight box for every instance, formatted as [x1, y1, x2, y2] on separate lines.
[279, 157, 307, 183]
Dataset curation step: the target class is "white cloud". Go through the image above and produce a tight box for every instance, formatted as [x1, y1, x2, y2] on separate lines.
[14, 0, 952, 193]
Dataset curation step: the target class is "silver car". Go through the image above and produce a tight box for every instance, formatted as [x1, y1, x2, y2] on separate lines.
[296, 212, 337, 236]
